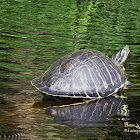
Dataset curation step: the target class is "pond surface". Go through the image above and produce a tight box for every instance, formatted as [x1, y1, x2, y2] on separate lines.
[0, 0, 140, 139]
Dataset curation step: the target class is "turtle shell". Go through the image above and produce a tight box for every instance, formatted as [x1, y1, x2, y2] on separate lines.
[31, 50, 127, 98]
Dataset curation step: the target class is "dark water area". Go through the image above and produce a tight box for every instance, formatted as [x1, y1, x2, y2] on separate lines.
[0, 0, 140, 139]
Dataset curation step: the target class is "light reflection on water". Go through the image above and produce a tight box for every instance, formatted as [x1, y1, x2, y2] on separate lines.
[44, 95, 129, 128]
[0, 0, 140, 139]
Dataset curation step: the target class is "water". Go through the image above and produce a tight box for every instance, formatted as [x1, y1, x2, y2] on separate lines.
[0, 0, 140, 139]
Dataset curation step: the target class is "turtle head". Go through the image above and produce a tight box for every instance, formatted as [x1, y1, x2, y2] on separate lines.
[111, 45, 129, 65]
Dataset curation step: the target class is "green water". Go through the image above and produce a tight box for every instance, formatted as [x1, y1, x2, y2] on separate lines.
[0, 0, 140, 139]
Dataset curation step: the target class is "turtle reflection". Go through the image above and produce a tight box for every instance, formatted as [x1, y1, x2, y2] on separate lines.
[45, 95, 129, 128]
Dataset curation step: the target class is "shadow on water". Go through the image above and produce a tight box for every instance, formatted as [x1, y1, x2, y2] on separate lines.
[33, 94, 129, 128]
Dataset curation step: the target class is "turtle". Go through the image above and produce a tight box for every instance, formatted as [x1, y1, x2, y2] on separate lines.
[31, 45, 130, 99]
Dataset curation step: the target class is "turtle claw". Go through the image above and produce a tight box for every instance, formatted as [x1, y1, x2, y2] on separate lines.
[125, 81, 131, 86]
[124, 81, 131, 89]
